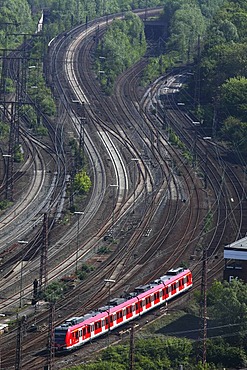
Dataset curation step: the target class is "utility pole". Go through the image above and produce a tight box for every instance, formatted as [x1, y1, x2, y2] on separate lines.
[204, 149, 208, 190]
[15, 315, 26, 370]
[197, 247, 208, 366]
[45, 303, 55, 370]
[194, 34, 201, 109]
[39, 212, 49, 295]
[192, 129, 197, 168]
[1, 31, 36, 201]
[104, 279, 115, 346]
[3, 143, 13, 201]
[0, 22, 18, 100]
[74, 211, 84, 274]
[7, 33, 35, 145]
[79, 101, 86, 168]
[129, 322, 135, 370]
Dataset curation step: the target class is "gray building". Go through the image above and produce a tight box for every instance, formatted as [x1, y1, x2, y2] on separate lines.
[224, 236, 247, 283]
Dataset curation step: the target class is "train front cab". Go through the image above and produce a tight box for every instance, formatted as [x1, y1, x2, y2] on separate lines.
[54, 327, 69, 351]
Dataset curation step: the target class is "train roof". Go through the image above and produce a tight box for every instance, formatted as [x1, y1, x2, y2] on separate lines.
[55, 268, 191, 332]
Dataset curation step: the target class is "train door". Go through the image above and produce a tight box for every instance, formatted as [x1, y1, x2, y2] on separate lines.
[135, 302, 139, 315]
[105, 316, 110, 331]
[94, 320, 102, 335]
[71, 330, 79, 345]
[154, 291, 160, 306]
[136, 299, 143, 314]
[126, 305, 133, 320]
[90, 324, 95, 338]
[110, 314, 116, 328]
[162, 286, 169, 300]
[116, 310, 123, 325]
[187, 272, 192, 286]
[82, 326, 86, 341]
[179, 277, 184, 291]
[171, 282, 177, 296]
[145, 295, 152, 310]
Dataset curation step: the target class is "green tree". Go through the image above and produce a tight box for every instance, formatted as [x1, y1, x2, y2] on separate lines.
[206, 338, 247, 368]
[221, 76, 247, 119]
[74, 170, 92, 193]
[167, 3, 206, 62]
[0, 121, 9, 139]
[199, 0, 226, 19]
[96, 11, 146, 93]
[42, 281, 68, 303]
[221, 116, 247, 155]
[207, 279, 247, 346]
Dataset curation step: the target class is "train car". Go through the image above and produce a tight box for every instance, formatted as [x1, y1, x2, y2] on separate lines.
[54, 267, 192, 351]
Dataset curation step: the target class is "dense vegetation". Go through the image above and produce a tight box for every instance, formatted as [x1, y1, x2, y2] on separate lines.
[0, 0, 33, 47]
[198, 0, 247, 157]
[95, 12, 147, 93]
[157, 0, 247, 158]
[143, 0, 224, 83]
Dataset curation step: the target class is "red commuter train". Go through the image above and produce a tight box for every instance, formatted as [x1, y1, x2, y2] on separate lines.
[54, 267, 192, 351]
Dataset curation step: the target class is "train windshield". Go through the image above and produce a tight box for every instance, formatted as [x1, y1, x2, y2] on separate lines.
[55, 328, 67, 344]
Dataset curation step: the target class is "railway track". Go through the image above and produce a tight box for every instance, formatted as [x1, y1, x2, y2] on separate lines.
[1, 7, 247, 370]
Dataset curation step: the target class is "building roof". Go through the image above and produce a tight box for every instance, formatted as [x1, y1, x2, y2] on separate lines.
[224, 236, 247, 260]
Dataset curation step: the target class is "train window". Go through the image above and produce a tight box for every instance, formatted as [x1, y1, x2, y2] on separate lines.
[83, 328, 86, 336]
[87, 327, 90, 334]
[127, 306, 132, 314]
[146, 297, 151, 305]
[95, 321, 101, 329]
[154, 293, 158, 300]
[102, 319, 105, 326]
[75, 331, 79, 339]
[79, 330, 82, 337]
[135, 303, 138, 310]
[105, 318, 109, 325]
[110, 315, 113, 323]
